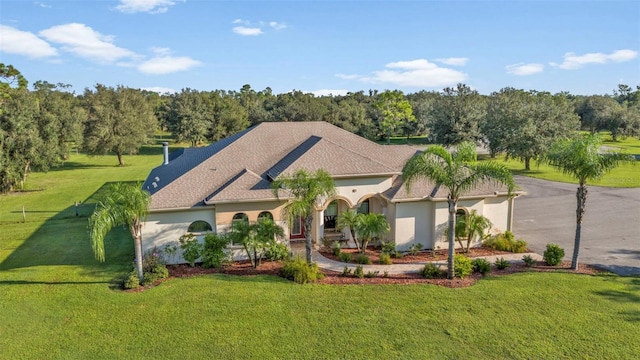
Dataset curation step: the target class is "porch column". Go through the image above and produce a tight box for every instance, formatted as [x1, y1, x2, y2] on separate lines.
[312, 208, 323, 249]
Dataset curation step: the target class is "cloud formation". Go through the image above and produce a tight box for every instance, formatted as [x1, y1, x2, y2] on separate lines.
[138, 55, 201, 74]
[116, 0, 180, 14]
[506, 63, 544, 76]
[232, 19, 286, 36]
[338, 59, 467, 88]
[141, 86, 177, 94]
[550, 49, 638, 70]
[435, 57, 468, 66]
[39, 23, 138, 63]
[0, 25, 58, 58]
[232, 26, 263, 36]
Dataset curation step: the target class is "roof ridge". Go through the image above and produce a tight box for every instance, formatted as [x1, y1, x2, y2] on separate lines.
[319, 137, 397, 172]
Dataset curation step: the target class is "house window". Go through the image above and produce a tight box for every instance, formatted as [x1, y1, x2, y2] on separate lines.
[357, 199, 370, 214]
[187, 220, 213, 233]
[324, 200, 338, 229]
[257, 211, 273, 222]
[455, 208, 468, 225]
[232, 213, 249, 224]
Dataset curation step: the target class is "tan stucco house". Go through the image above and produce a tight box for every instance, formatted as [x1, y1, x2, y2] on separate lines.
[141, 121, 517, 264]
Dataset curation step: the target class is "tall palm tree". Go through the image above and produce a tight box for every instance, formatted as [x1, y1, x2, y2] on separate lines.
[272, 169, 336, 264]
[88, 182, 150, 282]
[337, 209, 361, 252]
[354, 212, 390, 253]
[455, 210, 492, 253]
[543, 134, 633, 270]
[402, 141, 515, 279]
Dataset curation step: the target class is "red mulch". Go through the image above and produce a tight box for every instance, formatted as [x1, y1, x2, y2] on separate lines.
[319, 246, 514, 264]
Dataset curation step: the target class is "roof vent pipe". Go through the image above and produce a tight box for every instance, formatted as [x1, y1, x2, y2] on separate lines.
[162, 142, 169, 165]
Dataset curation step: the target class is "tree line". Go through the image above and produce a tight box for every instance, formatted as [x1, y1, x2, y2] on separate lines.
[1, 63, 639, 193]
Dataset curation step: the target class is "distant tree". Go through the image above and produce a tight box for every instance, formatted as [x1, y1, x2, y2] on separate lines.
[88, 183, 151, 282]
[575, 95, 619, 134]
[82, 85, 157, 166]
[543, 134, 634, 270]
[430, 84, 485, 146]
[0, 63, 28, 113]
[373, 90, 415, 144]
[402, 142, 514, 279]
[168, 88, 212, 147]
[271, 169, 336, 263]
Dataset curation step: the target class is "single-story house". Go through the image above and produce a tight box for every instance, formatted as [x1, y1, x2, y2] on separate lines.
[141, 121, 518, 264]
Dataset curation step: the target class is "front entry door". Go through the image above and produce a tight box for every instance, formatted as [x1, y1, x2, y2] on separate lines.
[290, 216, 305, 240]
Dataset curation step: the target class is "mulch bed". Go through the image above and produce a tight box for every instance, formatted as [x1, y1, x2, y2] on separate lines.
[161, 257, 602, 289]
[319, 246, 515, 264]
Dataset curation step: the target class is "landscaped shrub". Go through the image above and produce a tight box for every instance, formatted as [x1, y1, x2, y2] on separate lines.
[494, 257, 510, 270]
[543, 243, 565, 266]
[472, 258, 491, 276]
[123, 270, 140, 289]
[281, 257, 324, 284]
[265, 241, 290, 261]
[365, 271, 379, 278]
[163, 243, 178, 264]
[142, 247, 165, 271]
[483, 231, 528, 253]
[409, 243, 424, 256]
[201, 233, 232, 268]
[454, 254, 473, 279]
[380, 240, 396, 254]
[419, 263, 442, 279]
[332, 241, 341, 256]
[379, 252, 392, 265]
[354, 265, 364, 278]
[391, 250, 404, 259]
[338, 252, 353, 263]
[522, 254, 536, 267]
[142, 264, 169, 286]
[179, 233, 203, 267]
[341, 266, 352, 276]
[356, 254, 372, 265]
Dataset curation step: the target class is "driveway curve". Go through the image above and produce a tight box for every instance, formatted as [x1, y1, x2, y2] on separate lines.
[512, 176, 640, 275]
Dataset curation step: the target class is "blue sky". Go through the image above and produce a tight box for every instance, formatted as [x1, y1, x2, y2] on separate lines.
[1, 0, 638, 96]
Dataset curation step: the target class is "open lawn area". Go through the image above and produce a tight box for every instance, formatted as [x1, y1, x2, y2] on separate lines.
[1, 145, 639, 359]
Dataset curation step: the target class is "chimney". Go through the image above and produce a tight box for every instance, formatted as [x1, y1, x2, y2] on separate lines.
[162, 142, 169, 165]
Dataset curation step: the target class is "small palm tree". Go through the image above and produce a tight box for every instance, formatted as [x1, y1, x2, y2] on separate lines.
[354, 213, 390, 253]
[403, 142, 514, 279]
[337, 209, 361, 252]
[272, 169, 336, 264]
[230, 219, 285, 268]
[455, 210, 492, 253]
[88, 182, 150, 282]
[543, 134, 634, 270]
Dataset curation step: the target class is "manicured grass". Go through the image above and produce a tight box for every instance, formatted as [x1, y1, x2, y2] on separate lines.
[1, 142, 639, 358]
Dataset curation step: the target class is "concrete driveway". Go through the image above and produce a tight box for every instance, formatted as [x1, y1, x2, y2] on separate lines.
[512, 176, 640, 276]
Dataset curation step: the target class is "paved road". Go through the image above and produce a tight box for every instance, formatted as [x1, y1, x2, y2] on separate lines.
[512, 176, 640, 275]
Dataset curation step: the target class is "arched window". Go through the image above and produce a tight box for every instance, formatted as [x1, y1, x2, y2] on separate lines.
[188, 220, 213, 233]
[232, 212, 249, 223]
[257, 211, 273, 221]
[357, 199, 370, 214]
[455, 208, 468, 228]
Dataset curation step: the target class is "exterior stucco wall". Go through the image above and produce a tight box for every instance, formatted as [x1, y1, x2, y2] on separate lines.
[395, 201, 434, 251]
[333, 177, 392, 207]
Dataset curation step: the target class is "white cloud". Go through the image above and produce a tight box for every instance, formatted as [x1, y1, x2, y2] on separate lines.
[269, 21, 287, 30]
[116, 0, 181, 14]
[141, 86, 176, 94]
[35, 2, 52, 8]
[0, 25, 58, 58]
[550, 49, 638, 70]
[232, 26, 263, 36]
[39, 23, 138, 63]
[310, 89, 349, 97]
[506, 63, 544, 76]
[150, 46, 172, 56]
[435, 57, 469, 66]
[339, 59, 467, 88]
[232, 19, 250, 25]
[138, 55, 201, 74]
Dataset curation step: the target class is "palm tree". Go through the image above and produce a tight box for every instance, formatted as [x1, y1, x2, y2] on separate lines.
[455, 210, 492, 253]
[337, 209, 361, 252]
[272, 169, 336, 264]
[402, 142, 515, 279]
[354, 212, 390, 253]
[88, 182, 150, 282]
[543, 134, 633, 270]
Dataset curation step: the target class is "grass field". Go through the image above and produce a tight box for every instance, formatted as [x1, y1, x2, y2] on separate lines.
[1, 144, 639, 359]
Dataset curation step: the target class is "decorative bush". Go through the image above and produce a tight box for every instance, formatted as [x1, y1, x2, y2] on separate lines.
[409, 243, 424, 256]
[163, 243, 178, 264]
[364, 271, 379, 278]
[265, 241, 290, 262]
[543, 243, 565, 266]
[123, 270, 140, 289]
[391, 250, 404, 259]
[332, 241, 341, 256]
[494, 257, 510, 270]
[179, 233, 203, 267]
[472, 258, 491, 276]
[354, 265, 364, 278]
[341, 266, 352, 276]
[281, 257, 324, 284]
[383, 271, 389, 278]
[201, 233, 232, 268]
[379, 252, 392, 265]
[380, 241, 396, 254]
[338, 252, 353, 263]
[454, 254, 473, 279]
[522, 254, 536, 267]
[483, 231, 528, 253]
[419, 263, 442, 279]
[356, 254, 372, 265]
[142, 264, 169, 286]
